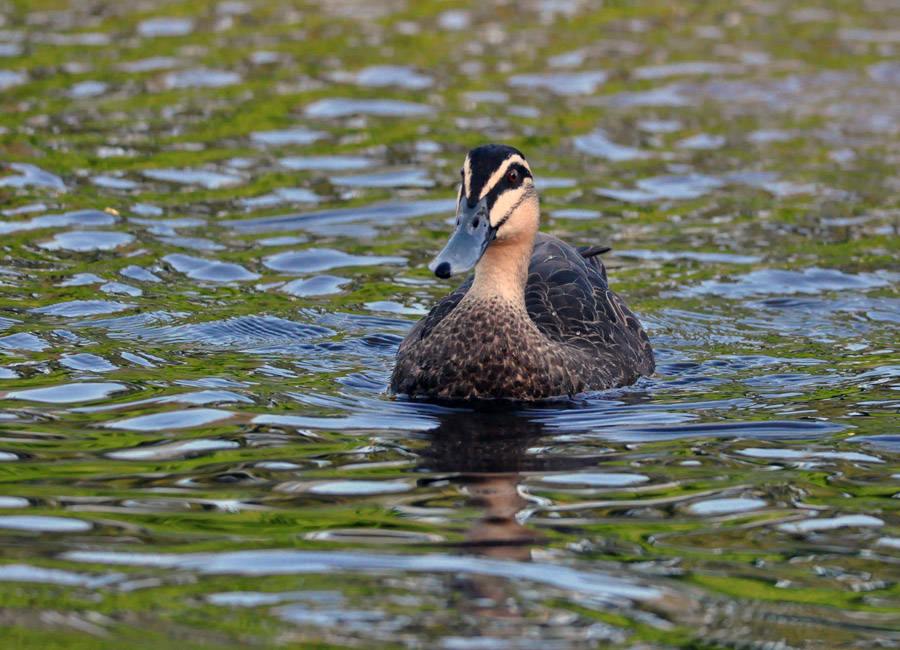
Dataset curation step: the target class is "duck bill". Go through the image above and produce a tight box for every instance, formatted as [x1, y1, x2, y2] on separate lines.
[429, 198, 496, 279]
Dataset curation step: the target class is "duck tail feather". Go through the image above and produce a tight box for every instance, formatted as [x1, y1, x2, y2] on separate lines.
[578, 244, 612, 258]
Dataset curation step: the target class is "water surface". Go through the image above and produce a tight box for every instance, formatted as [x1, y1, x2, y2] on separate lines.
[1, 1, 899, 648]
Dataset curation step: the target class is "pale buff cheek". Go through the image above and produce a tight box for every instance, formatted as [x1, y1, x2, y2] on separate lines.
[490, 190, 521, 227]
[500, 200, 539, 239]
[489, 183, 539, 238]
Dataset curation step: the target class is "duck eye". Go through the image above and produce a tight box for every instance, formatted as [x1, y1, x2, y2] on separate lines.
[507, 169, 519, 184]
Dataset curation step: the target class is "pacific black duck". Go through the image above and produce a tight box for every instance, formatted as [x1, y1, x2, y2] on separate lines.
[391, 144, 654, 400]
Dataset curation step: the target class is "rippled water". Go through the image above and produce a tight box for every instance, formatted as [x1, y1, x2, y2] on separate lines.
[1, 0, 899, 648]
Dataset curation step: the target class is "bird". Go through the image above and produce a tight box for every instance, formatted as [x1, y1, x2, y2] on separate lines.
[390, 143, 654, 400]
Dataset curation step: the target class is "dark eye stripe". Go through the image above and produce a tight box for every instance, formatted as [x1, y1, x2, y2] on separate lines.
[483, 174, 531, 212]
[466, 154, 532, 201]
[508, 164, 531, 179]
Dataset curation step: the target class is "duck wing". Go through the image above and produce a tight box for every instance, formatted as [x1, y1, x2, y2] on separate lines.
[525, 234, 655, 376]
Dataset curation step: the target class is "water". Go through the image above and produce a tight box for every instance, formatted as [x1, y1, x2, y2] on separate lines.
[1, 0, 899, 648]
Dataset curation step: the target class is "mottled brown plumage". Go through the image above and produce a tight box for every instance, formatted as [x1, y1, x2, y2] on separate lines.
[390, 144, 654, 400]
[392, 233, 654, 399]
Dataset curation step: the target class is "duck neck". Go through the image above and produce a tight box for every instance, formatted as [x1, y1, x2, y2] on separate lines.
[467, 233, 535, 308]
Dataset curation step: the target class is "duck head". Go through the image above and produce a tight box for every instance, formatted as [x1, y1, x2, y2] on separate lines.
[430, 144, 540, 279]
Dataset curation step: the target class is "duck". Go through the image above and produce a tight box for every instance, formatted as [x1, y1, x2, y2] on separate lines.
[390, 143, 654, 400]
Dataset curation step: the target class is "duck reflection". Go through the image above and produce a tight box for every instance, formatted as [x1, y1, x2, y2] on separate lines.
[418, 407, 607, 555]
[418, 409, 546, 560]
[414, 408, 542, 617]
[416, 408, 607, 619]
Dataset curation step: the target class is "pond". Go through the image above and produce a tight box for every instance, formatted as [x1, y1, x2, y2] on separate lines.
[1, 0, 899, 648]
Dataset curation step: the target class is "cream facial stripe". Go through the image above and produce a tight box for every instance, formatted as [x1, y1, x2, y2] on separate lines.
[477, 154, 531, 200]
[462, 156, 473, 198]
[462, 153, 532, 202]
